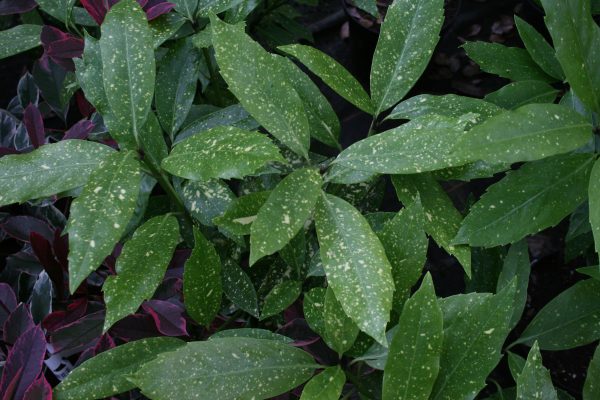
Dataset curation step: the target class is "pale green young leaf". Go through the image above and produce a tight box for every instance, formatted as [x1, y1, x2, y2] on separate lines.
[222, 260, 259, 317]
[0, 25, 42, 61]
[260, 280, 302, 320]
[53, 337, 185, 400]
[0, 140, 114, 207]
[213, 191, 270, 235]
[370, 0, 444, 115]
[584, 344, 600, 399]
[103, 215, 180, 330]
[68, 151, 142, 293]
[497, 240, 531, 330]
[430, 282, 516, 400]
[211, 17, 310, 158]
[250, 168, 322, 265]
[515, 16, 564, 80]
[100, 0, 155, 144]
[382, 274, 443, 400]
[155, 37, 201, 137]
[541, 0, 600, 112]
[516, 342, 558, 400]
[485, 81, 559, 110]
[588, 158, 600, 255]
[278, 44, 374, 114]
[454, 104, 592, 165]
[162, 126, 284, 181]
[184, 228, 222, 326]
[463, 41, 554, 82]
[515, 279, 600, 350]
[323, 286, 359, 355]
[392, 174, 471, 277]
[454, 154, 594, 247]
[315, 193, 394, 345]
[300, 366, 345, 400]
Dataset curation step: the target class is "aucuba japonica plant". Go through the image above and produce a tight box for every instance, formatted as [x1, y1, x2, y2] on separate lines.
[1, 0, 600, 398]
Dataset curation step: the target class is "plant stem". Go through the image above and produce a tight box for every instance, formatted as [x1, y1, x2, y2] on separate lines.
[366, 117, 377, 137]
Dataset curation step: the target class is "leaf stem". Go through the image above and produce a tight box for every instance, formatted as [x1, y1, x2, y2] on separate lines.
[366, 116, 378, 137]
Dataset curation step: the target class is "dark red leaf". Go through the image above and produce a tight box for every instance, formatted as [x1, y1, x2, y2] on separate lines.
[110, 314, 161, 341]
[40, 26, 83, 71]
[3, 303, 35, 345]
[144, 1, 175, 20]
[0, 283, 17, 327]
[63, 120, 95, 140]
[0, 147, 20, 156]
[141, 300, 188, 337]
[1, 216, 54, 242]
[23, 103, 45, 148]
[30, 232, 65, 298]
[46, 38, 84, 59]
[75, 332, 115, 366]
[1, 367, 22, 400]
[47, 310, 104, 355]
[23, 376, 52, 400]
[52, 229, 69, 270]
[43, 298, 88, 332]
[75, 91, 95, 117]
[0, 0, 37, 16]
[0, 325, 46, 400]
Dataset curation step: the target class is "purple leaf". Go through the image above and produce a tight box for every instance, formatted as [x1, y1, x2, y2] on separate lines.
[0, 283, 17, 327]
[23, 104, 45, 148]
[144, 1, 175, 20]
[40, 26, 84, 71]
[3, 304, 35, 345]
[75, 332, 115, 366]
[30, 231, 65, 298]
[63, 120, 95, 140]
[47, 310, 104, 355]
[43, 298, 88, 332]
[0, 325, 47, 400]
[23, 376, 52, 400]
[109, 314, 161, 341]
[1, 216, 54, 242]
[141, 300, 188, 337]
[0, 0, 37, 16]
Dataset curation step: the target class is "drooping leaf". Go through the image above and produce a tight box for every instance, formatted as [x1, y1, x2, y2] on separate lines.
[103, 215, 180, 330]
[516, 342, 558, 400]
[430, 282, 516, 400]
[222, 260, 259, 317]
[213, 191, 270, 235]
[588, 158, 600, 255]
[0, 140, 114, 207]
[278, 44, 373, 114]
[315, 193, 394, 345]
[67, 151, 142, 293]
[370, 0, 444, 115]
[454, 153, 594, 247]
[382, 274, 443, 400]
[260, 280, 302, 320]
[0, 25, 42, 60]
[497, 240, 531, 329]
[454, 104, 592, 165]
[515, 16, 564, 80]
[211, 17, 310, 158]
[300, 366, 345, 400]
[541, 0, 600, 112]
[322, 286, 359, 355]
[515, 279, 600, 350]
[250, 168, 322, 265]
[584, 344, 600, 399]
[162, 126, 284, 181]
[463, 41, 554, 83]
[132, 338, 318, 400]
[53, 337, 185, 400]
[485, 81, 559, 110]
[100, 0, 156, 144]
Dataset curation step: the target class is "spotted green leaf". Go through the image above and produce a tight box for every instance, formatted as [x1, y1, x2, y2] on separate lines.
[454, 154, 594, 247]
[197, 0, 244, 16]
[541, 0, 600, 113]
[211, 17, 310, 158]
[222, 260, 259, 317]
[515, 16, 564, 80]
[333, 115, 470, 174]
[584, 344, 600, 399]
[315, 193, 394, 345]
[278, 44, 374, 114]
[67, 151, 142, 293]
[516, 342, 558, 400]
[182, 179, 235, 227]
[53, 337, 185, 400]
[382, 274, 443, 400]
[508, 351, 527, 380]
[370, 0, 444, 115]
[430, 281, 516, 400]
[300, 366, 345, 400]
[103, 215, 180, 330]
[463, 41, 554, 83]
[392, 174, 471, 277]
[0, 25, 42, 61]
[139, 112, 169, 170]
[213, 191, 270, 235]
[100, 0, 155, 144]
[36, 0, 96, 25]
[0, 140, 114, 207]
[162, 126, 284, 181]
[514, 279, 600, 350]
[260, 280, 302, 320]
[182, 228, 221, 326]
[323, 286, 359, 355]
[303, 287, 327, 338]
[155, 37, 201, 137]
[210, 328, 293, 343]
[132, 338, 318, 400]
[589, 159, 600, 255]
[170, 0, 198, 19]
[150, 13, 187, 48]
[250, 168, 322, 265]
[497, 240, 531, 330]
[484, 81, 559, 110]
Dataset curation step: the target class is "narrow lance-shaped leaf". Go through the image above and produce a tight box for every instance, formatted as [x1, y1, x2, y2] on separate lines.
[67, 151, 142, 293]
[103, 215, 180, 330]
[250, 168, 322, 265]
[0, 25, 42, 61]
[514, 16, 564, 80]
[370, 0, 444, 115]
[278, 44, 374, 114]
[162, 126, 284, 181]
[222, 260, 259, 318]
[497, 240, 531, 330]
[484, 80, 559, 110]
[0, 140, 114, 207]
[100, 0, 156, 144]
[588, 158, 600, 255]
[53, 338, 185, 400]
[213, 191, 270, 236]
[132, 338, 319, 400]
[516, 342, 558, 400]
[300, 366, 345, 400]
[315, 193, 394, 345]
[260, 280, 302, 320]
[211, 16, 310, 158]
[454, 154, 594, 248]
[584, 344, 600, 399]
[382, 274, 443, 400]
[323, 286, 359, 355]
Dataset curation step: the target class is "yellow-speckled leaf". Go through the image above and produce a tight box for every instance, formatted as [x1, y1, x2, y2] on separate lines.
[323, 286, 359, 355]
[300, 366, 345, 400]
[0, 25, 42, 61]
[516, 342, 558, 400]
